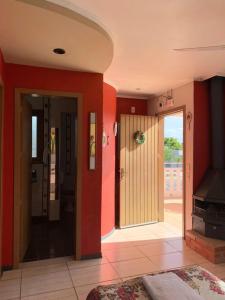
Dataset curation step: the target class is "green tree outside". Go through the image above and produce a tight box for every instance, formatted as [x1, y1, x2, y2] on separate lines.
[164, 137, 182, 162]
[164, 137, 182, 150]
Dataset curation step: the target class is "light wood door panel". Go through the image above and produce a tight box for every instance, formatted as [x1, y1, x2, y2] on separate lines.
[119, 114, 159, 227]
[20, 98, 32, 260]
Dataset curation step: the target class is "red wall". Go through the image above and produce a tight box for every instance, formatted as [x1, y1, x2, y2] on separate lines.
[117, 97, 148, 120]
[0, 50, 5, 271]
[3, 63, 103, 266]
[193, 81, 211, 191]
[101, 83, 116, 237]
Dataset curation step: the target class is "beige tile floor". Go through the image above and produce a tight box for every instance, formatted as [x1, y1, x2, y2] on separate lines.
[1, 219, 225, 300]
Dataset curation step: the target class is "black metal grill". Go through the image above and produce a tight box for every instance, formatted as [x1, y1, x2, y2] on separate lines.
[192, 76, 225, 240]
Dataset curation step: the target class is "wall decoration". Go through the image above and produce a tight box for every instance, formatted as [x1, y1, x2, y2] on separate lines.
[113, 122, 118, 136]
[187, 111, 192, 130]
[134, 130, 145, 144]
[158, 90, 174, 109]
[102, 129, 110, 147]
[102, 129, 107, 147]
[89, 112, 96, 170]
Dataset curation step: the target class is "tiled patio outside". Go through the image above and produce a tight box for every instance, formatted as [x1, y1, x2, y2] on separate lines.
[164, 198, 183, 233]
[1, 218, 225, 300]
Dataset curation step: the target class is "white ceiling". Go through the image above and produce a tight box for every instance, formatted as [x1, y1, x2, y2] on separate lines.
[48, 0, 225, 97]
[0, 0, 113, 73]
[2, 0, 225, 97]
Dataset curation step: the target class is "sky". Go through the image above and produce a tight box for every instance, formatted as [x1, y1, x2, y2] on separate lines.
[164, 115, 183, 143]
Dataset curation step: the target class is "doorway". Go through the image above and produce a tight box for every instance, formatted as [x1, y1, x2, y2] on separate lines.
[14, 90, 82, 266]
[116, 111, 185, 234]
[159, 110, 185, 237]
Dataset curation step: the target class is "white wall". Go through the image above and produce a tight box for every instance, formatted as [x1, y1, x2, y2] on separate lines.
[148, 82, 194, 231]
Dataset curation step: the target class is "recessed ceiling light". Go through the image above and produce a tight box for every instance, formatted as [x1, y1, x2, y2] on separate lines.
[53, 48, 66, 55]
[31, 93, 40, 97]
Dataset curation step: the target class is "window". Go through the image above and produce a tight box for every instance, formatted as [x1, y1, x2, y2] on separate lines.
[32, 111, 44, 163]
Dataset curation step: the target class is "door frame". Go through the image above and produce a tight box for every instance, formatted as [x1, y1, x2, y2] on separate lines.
[157, 106, 186, 237]
[14, 89, 83, 267]
[0, 82, 4, 273]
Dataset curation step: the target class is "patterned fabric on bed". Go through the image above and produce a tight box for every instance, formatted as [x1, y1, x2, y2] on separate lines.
[87, 265, 225, 300]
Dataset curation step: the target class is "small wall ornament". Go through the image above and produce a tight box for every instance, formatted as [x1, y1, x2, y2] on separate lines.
[102, 130, 107, 147]
[134, 130, 145, 144]
[186, 111, 193, 130]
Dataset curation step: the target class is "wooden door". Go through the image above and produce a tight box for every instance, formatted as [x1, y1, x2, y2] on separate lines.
[119, 114, 159, 227]
[19, 98, 32, 260]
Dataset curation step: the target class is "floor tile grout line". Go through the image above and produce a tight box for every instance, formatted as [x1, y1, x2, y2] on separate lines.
[0, 275, 22, 283]
[73, 277, 124, 290]
[103, 248, 146, 263]
[107, 260, 122, 280]
[66, 261, 79, 299]
[19, 269, 22, 300]
[109, 255, 162, 280]
[69, 257, 126, 287]
[19, 257, 73, 271]
[21, 261, 80, 279]
[103, 243, 183, 264]
[20, 268, 70, 282]
[20, 287, 77, 299]
[20, 284, 74, 299]
[110, 255, 151, 266]
[19, 261, 73, 299]
[68, 261, 110, 273]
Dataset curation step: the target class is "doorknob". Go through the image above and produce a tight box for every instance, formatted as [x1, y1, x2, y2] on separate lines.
[119, 168, 126, 180]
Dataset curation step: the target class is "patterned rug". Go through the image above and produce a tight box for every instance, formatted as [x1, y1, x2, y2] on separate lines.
[87, 265, 225, 299]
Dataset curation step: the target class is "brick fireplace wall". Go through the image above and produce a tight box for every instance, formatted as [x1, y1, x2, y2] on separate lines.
[186, 230, 225, 264]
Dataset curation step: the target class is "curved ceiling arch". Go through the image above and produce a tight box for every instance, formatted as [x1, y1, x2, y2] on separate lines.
[0, 0, 114, 73]
[47, 0, 225, 97]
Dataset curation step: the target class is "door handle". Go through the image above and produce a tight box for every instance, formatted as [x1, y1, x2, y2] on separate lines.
[119, 168, 126, 180]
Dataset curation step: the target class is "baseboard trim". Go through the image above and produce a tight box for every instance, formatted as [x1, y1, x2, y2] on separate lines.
[101, 227, 115, 240]
[2, 265, 13, 272]
[81, 253, 102, 260]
